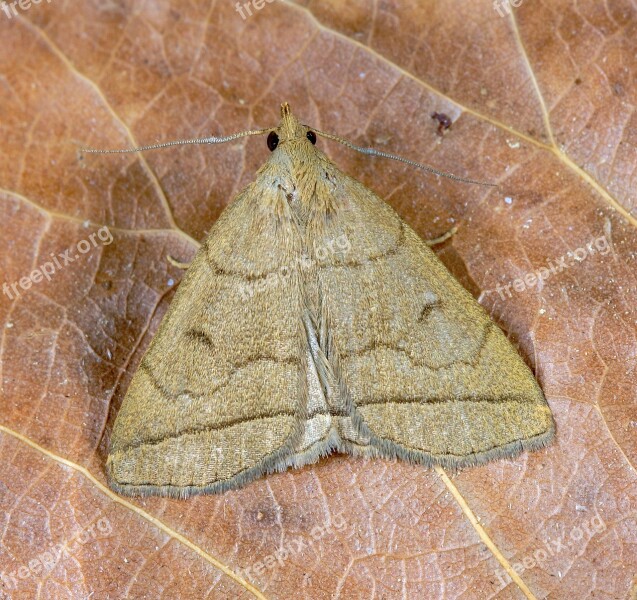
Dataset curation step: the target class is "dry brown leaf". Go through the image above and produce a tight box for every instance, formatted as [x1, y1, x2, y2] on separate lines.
[1, 1, 636, 599]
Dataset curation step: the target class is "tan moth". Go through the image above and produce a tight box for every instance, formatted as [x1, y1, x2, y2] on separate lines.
[87, 103, 555, 497]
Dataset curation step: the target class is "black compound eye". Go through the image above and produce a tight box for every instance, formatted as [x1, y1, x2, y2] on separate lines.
[267, 131, 279, 151]
[306, 130, 317, 145]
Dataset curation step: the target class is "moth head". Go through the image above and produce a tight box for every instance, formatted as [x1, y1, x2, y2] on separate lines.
[266, 102, 318, 151]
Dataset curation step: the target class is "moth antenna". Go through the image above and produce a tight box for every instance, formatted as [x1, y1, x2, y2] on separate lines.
[79, 128, 271, 155]
[314, 129, 498, 188]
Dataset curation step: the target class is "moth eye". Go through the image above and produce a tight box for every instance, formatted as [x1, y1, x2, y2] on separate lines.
[306, 130, 317, 145]
[267, 131, 279, 151]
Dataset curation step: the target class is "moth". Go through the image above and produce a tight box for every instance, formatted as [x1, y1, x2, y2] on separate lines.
[96, 103, 555, 497]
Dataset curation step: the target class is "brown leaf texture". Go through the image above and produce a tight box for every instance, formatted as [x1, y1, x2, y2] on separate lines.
[1, 1, 636, 599]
